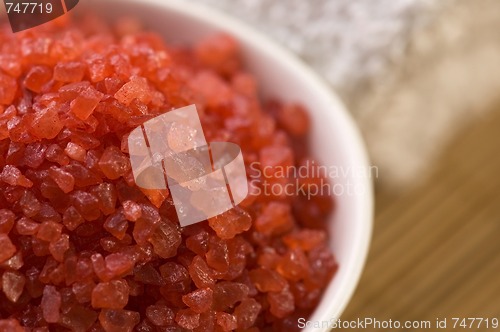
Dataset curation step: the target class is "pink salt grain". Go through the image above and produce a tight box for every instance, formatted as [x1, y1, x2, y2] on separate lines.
[24, 66, 52, 93]
[98, 146, 131, 180]
[0, 209, 15, 233]
[114, 76, 151, 105]
[182, 288, 214, 313]
[65, 142, 87, 162]
[0, 165, 33, 188]
[91, 279, 130, 309]
[0, 234, 17, 263]
[36, 221, 63, 242]
[99, 309, 140, 332]
[54, 61, 85, 83]
[216, 312, 238, 331]
[70, 86, 104, 120]
[0, 319, 24, 332]
[122, 200, 141, 221]
[49, 166, 75, 193]
[29, 107, 63, 140]
[41, 285, 62, 323]
[2, 271, 26, 302]
[145, 304, 175, 327]
[234, 298, 262, 330]
[15, 217, 40, 235]
[175, 308, 200, 330]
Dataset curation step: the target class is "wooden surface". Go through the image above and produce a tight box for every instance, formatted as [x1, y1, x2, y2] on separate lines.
[340, 108, 500, 330]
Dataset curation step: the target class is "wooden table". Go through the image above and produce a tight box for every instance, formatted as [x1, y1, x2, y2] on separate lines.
[340, 108, 500, 330]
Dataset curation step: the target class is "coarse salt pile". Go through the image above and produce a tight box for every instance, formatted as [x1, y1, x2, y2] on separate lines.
[0, 15, 336, 332]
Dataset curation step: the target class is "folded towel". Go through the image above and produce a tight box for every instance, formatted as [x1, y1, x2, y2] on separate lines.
[191, 0, 500, 188]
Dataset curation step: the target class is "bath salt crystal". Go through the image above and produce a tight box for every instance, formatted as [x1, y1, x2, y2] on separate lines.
[175, 308, 200, 330]
[0, 209, 15, 233]
[216, 312, 238, 331]
[41, 285, 62, 323]
[49, 166, 75, 193]
[234, 298, 261, 330]
[145, 304, 175, 326]
[0, 72, 18, 104]
[54, 61, 85, 83]
[65, 142, 87, 162]
[99, 309, 140, 332]
[29, 107, 63, 140]
[98, 146, 131, 180]
[188, 256, 215, 289]
[267, 287, 295, 318]
[23, 66, 52, 93]
[0, 165, 33, 187]
[2, 271, 26, 302]
[182, 288, 213, 313]
[114, 76, 151, 105]
[91, 279, 130, 309]
[70, 86, 104, 120]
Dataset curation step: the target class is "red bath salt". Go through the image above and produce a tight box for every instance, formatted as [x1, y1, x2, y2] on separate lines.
[0, 15, 336, 331]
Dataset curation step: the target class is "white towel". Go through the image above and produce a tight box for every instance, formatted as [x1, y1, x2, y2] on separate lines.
[189, 0, 500, 188]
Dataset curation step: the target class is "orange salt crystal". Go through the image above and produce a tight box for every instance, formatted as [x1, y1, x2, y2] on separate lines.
[249, 267, 288, 292]
[0, 72, 17, 105]
[98, 146, 131, 180]
[64, 142, 87, 162]
[29, 107, 63, 140]
[91, 279, 130, 309]
[254, 201, 294, 236]
[0, 251, 24, 271]
[234, 298, 262, 330]
[277, 104, 311, 137]
[99, 309, 140, 332]
[175, 308, 201, 330]
[62, 206, 84, 231]
[283, 229, 327, 251]
[0, 165, 33, 187]
[70, 86, 104, 120]
[70, 190, 100, 221]
[2, 271, 25, 302]
[145, 304, 175, 326]
[182, 288, 214, 313]
[147, 218, 181, 258]
[23, 66, 52, 93]
[90, 183, 117, 216]
[277, 248, 310, 282]
[0, 319, 24, 332]
[54, 61, 85, 83]
[46, 144, 70, 166]
[15, 217, 40, 235]
[36, 221, 63, 242]
[189, 256, 216, 289]
[48, 166, 75, 193]
[41, 285, 61, 323]
[212, 282, 249, 311]
[122, 200, 142, 221]
[208, 206, 252, 239]
[114, 76, 151, 105]
[216, 312, 238, 331]
[0, 209, 15, 233]
[48, 234, 70, 262]
[104, 211, 128, 240]
[267, 287, 295, 318]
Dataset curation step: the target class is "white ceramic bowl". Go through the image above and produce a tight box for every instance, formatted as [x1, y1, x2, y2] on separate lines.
[85, 0, 374, 330]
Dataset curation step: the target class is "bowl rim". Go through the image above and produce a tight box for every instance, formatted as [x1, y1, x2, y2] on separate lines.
[93, 0, 374, 329]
